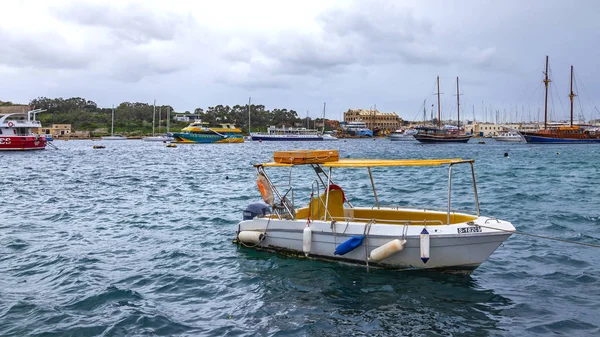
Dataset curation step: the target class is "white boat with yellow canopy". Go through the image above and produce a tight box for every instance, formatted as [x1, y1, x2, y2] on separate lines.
[236, 150, 515, 273]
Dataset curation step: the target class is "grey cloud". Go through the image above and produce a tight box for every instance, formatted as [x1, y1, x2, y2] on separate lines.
[52, 2, 190, 44]
[106, 47, 192, 82]
[218, 2, 454, 88]
[0, 27, 91, 70]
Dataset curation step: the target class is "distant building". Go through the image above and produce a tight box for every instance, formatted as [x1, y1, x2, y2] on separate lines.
[35, 124, 72, 138]
[468, 122, 541, 136]
[344, 109, 403, 131]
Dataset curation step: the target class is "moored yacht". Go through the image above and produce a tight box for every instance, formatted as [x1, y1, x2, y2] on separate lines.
[493, 131, 524, 142]
[0, 109, 47, 150]
[388, 129, 417, 141]
[250, 126, 323, 141]
[343, 121, 373, 137]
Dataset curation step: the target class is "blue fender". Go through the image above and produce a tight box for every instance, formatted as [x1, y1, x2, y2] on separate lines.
[334, 235, 364, 255]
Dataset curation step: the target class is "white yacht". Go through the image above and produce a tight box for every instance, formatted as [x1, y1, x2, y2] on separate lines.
[493, 131, 525, 142]
[388, 129, 417, 141]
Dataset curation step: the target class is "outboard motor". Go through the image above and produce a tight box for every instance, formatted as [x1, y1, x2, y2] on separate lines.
[243, 202, 271, 220]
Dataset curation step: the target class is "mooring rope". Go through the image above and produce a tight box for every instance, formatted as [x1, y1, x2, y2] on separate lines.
[478, 224, 600, 248]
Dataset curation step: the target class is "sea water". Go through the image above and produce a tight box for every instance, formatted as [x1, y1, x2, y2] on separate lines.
[1, 139, 599, 336]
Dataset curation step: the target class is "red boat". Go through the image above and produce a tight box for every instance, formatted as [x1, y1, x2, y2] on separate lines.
[0, 109, 47, 151]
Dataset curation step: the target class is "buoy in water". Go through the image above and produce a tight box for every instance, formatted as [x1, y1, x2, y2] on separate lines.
[420, 228, 430, 264]
[478, 141, 485, 144]
[369, 239, 406, 262]
[504, 152, 509, 157]
[303, 225, 312, 256]
[166, 143, 177, 148]
[237, 231, 264, 244]
[93, 145, 105, 149]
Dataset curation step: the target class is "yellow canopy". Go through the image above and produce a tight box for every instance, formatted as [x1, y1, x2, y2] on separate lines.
[258, 158, 470, 168]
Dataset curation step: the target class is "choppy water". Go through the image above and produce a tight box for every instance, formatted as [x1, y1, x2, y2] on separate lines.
[1, 139, 600, 336]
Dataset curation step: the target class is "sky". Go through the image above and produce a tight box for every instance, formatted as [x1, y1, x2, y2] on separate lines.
[1, 0, 600, 123]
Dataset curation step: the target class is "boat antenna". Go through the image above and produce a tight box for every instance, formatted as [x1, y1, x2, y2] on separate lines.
[569, 65, 576, 126]
[543, 55, 551, 129]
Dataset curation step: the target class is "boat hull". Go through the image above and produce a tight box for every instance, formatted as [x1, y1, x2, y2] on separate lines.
[142, 136, 173, 142]
[0, 136, 46, 151]
[523, 134, 600, 144]
[414, 134, 472, 143]
[172, 132, 244, 143]
[102, 136, 127, 140]
[388, 135, 415, 141]
[492, 137, 525, 142]
[236, 215, 513, 273]
[250, 135, 323, 141]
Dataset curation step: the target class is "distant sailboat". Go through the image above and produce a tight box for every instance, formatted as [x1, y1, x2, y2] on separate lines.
[321, 102, 338, 141]
[102, 105, 127, 140]
[143, 100, 173, 142]
[521, 56, 600, 143]
[414, 77, 472, 143]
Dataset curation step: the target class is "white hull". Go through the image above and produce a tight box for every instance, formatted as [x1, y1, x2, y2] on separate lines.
[492, 132, 524, 142]
[492, 137, 525, 142]
[388, 135, 415, 141]
[102, 136, 127, 140]
[321, 134, 339, 141]
[237, 209, 514, 273]
[142, 136, 172, 142]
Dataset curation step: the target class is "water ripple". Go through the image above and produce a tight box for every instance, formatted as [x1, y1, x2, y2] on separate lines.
[1, 140, 600, 336]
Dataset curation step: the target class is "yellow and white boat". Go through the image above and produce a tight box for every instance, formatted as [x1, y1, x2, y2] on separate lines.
[172, 122, 244, 144]
[236, 150, 515, 273]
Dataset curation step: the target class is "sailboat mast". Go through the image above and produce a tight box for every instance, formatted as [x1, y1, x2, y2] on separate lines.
[167, 107, 170, 133]
[152, 99, 156, 136]
[111, 104, 114, 136]
[423, 99, 426, 124]
[437, 76, 441, 128]
[322, 102, 326, 134]
[543, 55, 551, 129]
[248, 97, 251, 134]
[569, 65, 575, 126]
[456, 77, 460, 130]
[159, 107, 162, 134]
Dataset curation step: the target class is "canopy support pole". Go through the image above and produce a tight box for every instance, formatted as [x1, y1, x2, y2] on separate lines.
[324, 167, 332, 221]
[469, 162, 480, 216]
[447, 165, 453, 225]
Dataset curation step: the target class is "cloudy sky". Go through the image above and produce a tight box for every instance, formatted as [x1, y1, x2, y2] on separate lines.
[1, 0, 599, 122]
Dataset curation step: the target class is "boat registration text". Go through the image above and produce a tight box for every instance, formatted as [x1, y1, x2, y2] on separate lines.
[457, 225, 482, 233]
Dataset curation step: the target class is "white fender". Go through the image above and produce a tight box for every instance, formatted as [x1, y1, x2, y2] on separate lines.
[238, 231, 264, 244]
[420, 228, 430, 263]
[303, 225, 312, 256]
[369, 239, 406, 262]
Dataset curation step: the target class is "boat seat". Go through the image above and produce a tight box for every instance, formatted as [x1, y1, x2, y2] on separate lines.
[296, 186, 345, 221]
